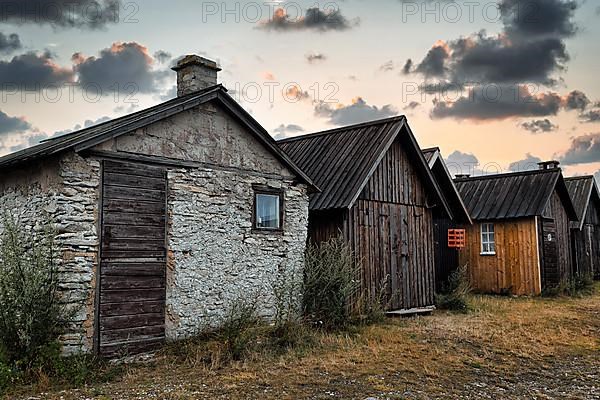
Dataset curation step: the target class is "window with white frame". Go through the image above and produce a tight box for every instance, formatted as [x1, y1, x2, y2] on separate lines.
[254, 189, 283, 231]
[480, 223, 496, 255]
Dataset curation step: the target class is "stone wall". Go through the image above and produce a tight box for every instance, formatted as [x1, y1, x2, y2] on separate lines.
[0, 152, 100, 354]
[166, 167, 308, 338]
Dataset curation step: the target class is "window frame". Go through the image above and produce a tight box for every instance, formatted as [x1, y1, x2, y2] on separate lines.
[480, 222, 496, 256]
[252, 185, 284, 233]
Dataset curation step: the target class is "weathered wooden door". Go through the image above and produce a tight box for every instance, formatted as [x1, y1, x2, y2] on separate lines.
[98, 160, 167, 357]
[540, 217, 559, 288]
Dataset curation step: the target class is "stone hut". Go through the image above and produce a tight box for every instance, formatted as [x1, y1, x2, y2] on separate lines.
[0, 55, 315, 357]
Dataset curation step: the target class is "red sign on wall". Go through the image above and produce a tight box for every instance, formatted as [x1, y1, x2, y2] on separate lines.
[448, 229, 466, 248]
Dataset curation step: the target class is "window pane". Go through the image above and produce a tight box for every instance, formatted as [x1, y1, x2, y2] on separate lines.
[256, 194, 280, 229]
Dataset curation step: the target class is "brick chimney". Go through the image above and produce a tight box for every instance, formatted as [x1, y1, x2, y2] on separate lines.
[172, 55, 221, 96]
[537, 160, 560, 170]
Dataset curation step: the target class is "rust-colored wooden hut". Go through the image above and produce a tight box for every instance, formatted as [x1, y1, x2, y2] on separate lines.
[422, 148, 472, 290]
[454, 162, 578, 295]
[279, 116, 452, 311]
[565, 176, 600, 280]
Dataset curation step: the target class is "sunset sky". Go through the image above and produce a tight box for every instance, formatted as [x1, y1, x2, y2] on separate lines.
[0, 0, 599, 181]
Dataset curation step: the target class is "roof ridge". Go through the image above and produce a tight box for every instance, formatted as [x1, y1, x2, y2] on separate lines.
[454, 168, 559, 182]
[277, 115, 406, 143]
[564, 175, 594, 181]
[421, 146, 440, 153]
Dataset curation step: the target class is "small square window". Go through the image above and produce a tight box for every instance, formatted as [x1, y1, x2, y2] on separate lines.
[481, 223, 496, 255]
[253, 188, 283, 231]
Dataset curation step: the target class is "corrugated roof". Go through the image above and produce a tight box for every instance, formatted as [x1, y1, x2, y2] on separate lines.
[455, 169, 578, 221]
[278, 116, 451, 215]
[0, 85, 316, 190]
[565, 176, 600, 230]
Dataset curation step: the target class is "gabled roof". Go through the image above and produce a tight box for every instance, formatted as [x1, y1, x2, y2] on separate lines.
[454, 169, 578, 221]
[565, 176, 600, 230]
[421, 147, 472, 224]
[277, 116, 451, 216]
[0, 85, 316, 190]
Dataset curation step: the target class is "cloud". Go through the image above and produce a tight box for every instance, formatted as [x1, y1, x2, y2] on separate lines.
[430, 85, 564, 121]
[402, 59, 413, 75]
[73, 42, 163, 93]
[379, 60, 394, 72]
[259, 7, 359, 32]
[564, 90, 590, 111]
[415, 41, 449, 78]
[285, 85, 311, 102]
[315, 97, 398, 126]
[500, 0, 578, 39]
[404, 101, 421, 110]
[411, 0, 579, 105]
[580, 109, 600, 123]
[153, 50, 172, 64]
[306, 52, 326, 64]
[51, 116, 111, 138]
[0, 0, 121, 29]
[445, 150, 481, 177]
[560, 133, 600, 165]
[0, 51, 75, 89]
[0, 110, 32, 135]
[521, 119, 558, 133]
[0, 32, 22, 54]
[273, 124, 304, 140]
[508, 153, 542, 171]
[416, 33, 569, 86]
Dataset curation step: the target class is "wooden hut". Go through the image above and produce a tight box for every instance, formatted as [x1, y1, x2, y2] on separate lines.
[422, 148, 472, 290]
[454, 162, 578, 295]
[278, 116, 452, 311]
[565, 176, 600, 280]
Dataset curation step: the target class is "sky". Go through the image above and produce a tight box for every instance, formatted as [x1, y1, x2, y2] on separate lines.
[0, 0, 599, 182]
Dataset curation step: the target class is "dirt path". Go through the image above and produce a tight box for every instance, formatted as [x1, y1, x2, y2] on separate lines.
[12, 293, 600, 400]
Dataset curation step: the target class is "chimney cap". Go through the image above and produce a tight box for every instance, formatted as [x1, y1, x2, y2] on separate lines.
[172, 55, 221, 72]
[537, 160, 561, 170]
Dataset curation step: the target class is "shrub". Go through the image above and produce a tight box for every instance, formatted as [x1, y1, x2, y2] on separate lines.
[302, 236, 361, 330]
[543, 274, 596, 298]
[435, 265, 472, 313]
[0, 213, 70, 367]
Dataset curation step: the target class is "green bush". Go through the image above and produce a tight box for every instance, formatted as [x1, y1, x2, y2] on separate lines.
[435, 265, 472, 313]
[302, 236, 361, 330]
[543, 274, 596, 298]
[0, 213, 70, 367]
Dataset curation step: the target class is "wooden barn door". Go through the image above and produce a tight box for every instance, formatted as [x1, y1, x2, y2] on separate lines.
[98, 160, 167, 357]
[540, 217, 559, 288]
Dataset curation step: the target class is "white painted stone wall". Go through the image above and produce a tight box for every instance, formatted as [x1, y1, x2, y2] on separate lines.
[166, 167, 308, 338]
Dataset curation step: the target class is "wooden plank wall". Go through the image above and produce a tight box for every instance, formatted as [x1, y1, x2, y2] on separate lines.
[543, 191, 573, 285]
[459, 219, 541, 295]
[433, 214, 461, 291]
[344, 200, 434, 310]
[99, 160, 167, 357]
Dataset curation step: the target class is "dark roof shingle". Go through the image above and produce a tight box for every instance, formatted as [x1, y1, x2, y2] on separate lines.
[565, 176, 600, 230]
[455, 169, 577, 221]
[278, 116, 451, 215]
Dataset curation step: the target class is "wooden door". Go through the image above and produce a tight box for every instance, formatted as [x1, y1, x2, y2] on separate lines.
[98, 160, 167, 357]
[541, 218, 559, 288]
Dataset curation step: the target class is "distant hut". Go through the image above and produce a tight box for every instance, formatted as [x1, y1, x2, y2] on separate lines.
[454, 161, 578, 295]
[565, 176, 600, 280]
[422, 148, 472, 290]
[279, 116, 452, 312]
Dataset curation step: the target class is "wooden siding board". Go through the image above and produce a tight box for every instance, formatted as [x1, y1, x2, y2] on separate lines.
[460, 219, 541, 295]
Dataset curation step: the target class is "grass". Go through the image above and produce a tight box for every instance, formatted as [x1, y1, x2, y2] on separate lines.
[6, 283, 600, 399]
